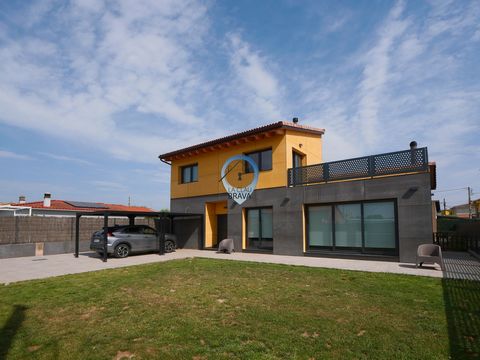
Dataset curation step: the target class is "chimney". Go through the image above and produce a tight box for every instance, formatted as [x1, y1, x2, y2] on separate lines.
[409, 141, 417, 150]
[18, 195, 26, 204]
[43, 193, 51, 208]
[292, 117, 299, 124]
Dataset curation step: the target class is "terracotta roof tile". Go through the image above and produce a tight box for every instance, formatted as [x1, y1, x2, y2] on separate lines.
[10, 200, 154, 213]
[159, 120, 325, 161]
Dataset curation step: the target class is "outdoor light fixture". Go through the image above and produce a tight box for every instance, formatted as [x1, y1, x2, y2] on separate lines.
[402, 187, 419, 199]
[280, 197, 290, 207]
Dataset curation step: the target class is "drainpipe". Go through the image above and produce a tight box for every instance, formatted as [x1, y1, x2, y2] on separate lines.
[159, 156, 171, 166]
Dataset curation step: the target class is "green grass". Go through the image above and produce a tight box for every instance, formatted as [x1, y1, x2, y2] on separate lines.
[0, 258, 475, 359]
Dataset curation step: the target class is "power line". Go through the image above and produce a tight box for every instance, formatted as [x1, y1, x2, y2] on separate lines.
[433, 187, 469, 193]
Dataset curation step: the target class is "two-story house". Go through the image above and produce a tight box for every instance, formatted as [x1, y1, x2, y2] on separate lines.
[159, 120, 436, 262]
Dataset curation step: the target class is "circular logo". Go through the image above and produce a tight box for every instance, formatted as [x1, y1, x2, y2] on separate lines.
[221, 154, 259, 204]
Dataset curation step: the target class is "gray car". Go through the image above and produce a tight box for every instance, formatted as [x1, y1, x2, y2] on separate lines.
[90, 225, 176, 258]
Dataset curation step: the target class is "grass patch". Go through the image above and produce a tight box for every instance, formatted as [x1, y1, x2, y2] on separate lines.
[0, 258, 471, 359]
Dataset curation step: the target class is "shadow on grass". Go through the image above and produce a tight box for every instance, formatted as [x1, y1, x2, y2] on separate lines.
[0, 304, 27, 358]
[443, 279, 480, 358]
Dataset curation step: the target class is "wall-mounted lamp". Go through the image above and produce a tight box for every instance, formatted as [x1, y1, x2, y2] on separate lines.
[402, 187, 419, 199]
[280, 197, 290, 207]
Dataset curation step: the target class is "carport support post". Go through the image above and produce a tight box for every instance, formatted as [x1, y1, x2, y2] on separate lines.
[128, 215, 135, 226]
[74, 214, 81, 258]
[103, 214, 108, 262]
[157, 215, 165, 256]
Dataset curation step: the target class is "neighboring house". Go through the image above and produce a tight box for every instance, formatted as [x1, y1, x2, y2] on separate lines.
[0, 194, 156, 259]
[450, 199, 480, 219]
[2, 193, 153, 217]
[159, 120, 437, 263]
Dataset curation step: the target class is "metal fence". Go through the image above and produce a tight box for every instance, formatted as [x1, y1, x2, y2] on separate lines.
[288, 147, 429, 186]
[434, 232, 480, 254]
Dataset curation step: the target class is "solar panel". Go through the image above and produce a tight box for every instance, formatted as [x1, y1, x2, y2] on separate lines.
[65, 201, 108, 209]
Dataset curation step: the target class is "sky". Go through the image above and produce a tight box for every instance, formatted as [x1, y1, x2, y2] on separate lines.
[0, 0, 479, 210]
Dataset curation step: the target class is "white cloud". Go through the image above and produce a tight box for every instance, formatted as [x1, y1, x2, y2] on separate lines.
[295, 0, 480, 208]
[0, 0, 215, 162]
[324, 12, 351, 33]
[227, 33, 284, 121]
[0, 150, 32, 160]
[354, 1, 409, 146]
[0, 0, 478, 209]
[38, 152, 93, 166]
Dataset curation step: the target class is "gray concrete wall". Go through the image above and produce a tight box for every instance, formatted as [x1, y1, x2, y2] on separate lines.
[0, 217, 155, 259]
[172, 217, 203, 249]
[171, 172, 433, 262]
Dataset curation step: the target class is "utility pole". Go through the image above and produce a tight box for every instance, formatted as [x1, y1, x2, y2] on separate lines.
[468, 187, 472, 219]
[443, 198, 446, 212]
[128, 196, 131, 207]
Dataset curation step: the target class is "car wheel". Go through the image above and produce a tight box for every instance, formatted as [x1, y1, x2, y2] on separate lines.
[164, 240, 176, 253]
[114, 244, 130, 258]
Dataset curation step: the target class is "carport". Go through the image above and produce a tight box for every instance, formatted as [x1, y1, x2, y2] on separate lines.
[74, 210, 203, 262]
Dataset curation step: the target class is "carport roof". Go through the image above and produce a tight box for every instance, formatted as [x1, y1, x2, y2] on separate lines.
[75, 210, 202, 217]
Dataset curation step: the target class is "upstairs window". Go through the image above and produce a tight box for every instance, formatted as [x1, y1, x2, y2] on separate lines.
[245, 148, 272, 173]
[181, 164, 198, 183]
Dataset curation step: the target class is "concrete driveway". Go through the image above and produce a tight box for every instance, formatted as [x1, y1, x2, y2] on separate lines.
[0, 250, 479, 283]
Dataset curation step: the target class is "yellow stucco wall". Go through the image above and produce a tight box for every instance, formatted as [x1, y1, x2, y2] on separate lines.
[169, 129, 323, 199]
[204, 203, 216, 247]
[285, 130, 323, 167]
[171, 135, 286, 198]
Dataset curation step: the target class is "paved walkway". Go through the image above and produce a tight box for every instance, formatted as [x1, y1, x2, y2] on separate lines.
[0, 250, 479, 283]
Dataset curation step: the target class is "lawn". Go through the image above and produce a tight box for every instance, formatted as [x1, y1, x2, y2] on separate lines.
[0, 258, 477, 359]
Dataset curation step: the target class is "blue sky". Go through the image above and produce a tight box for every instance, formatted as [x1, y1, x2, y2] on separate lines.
[0, 0, 479, 210]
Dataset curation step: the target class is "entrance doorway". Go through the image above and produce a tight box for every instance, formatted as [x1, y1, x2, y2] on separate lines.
[204, 200, 228, 249]
[216, 214, 228, 247]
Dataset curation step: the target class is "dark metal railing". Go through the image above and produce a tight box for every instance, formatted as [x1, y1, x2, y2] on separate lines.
[434, 232, 480, 254]
[288, 147, 429, 187]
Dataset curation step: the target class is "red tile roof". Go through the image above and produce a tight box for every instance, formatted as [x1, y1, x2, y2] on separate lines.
[159, 121, 325, 161]
[10, 200, 154, 213]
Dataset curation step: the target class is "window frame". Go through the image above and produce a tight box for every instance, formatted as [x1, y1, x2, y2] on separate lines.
[244, 148, 273, 173]
[292, 149, 305, 168]
[180, 163, 198, 184]
[306, 199, 399, 256]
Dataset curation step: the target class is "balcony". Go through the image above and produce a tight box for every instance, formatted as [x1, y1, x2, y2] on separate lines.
[288, 147, 429, 187]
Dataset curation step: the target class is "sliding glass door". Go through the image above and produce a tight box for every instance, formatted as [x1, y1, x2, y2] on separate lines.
[308, 206, 332, 247]
[335, 204, 362, 249]
[307, 200, 397, 255]
[363, 202, 396, 250]
[247, 208, 273, 251]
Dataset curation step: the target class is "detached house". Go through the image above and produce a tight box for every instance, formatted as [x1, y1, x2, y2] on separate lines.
[159, 120, 436, 262]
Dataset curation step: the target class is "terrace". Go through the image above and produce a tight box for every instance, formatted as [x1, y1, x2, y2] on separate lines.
[288, 146, 430, 187]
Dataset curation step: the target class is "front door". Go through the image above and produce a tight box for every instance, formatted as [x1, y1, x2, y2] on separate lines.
[216, 214, 228, 247]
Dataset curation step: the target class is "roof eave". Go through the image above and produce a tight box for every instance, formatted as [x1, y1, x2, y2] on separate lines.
[158, 122, 325, 161]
